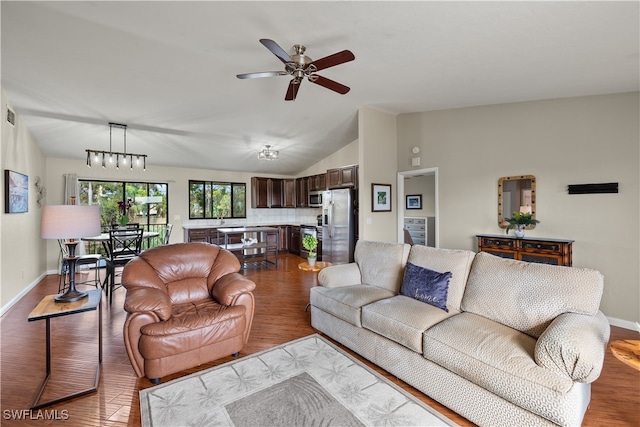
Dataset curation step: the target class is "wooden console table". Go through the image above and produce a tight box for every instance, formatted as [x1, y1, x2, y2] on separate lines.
[476, 234, 573, 266]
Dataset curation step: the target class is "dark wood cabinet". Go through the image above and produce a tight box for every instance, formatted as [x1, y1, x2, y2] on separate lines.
[251, 177, 286, 208]
[283, 179, 296, 208]
[308, 174, 326, 192]
[187, 228, 216, 244]
[289, 226, 301, 255]
[476, 234, 573, 266]
[327, 165, 358, 189]
[296, 177, 309, 208]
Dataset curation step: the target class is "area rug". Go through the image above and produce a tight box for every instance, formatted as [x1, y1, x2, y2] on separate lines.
[139, 334, 457, 427]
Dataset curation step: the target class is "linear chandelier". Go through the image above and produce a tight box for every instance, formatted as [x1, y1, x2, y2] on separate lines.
[258, 145, 279, 160]
[86, 122, 147, 171]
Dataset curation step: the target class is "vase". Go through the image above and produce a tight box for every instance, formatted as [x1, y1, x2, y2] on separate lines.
[514, 226, 525, 238]
[307, 257, 317, 267]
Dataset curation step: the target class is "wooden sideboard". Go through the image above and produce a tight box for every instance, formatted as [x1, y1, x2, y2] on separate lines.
[476, 234, 574, 266]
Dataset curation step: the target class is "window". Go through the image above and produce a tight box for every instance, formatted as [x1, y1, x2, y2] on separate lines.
[78, 180, 168, 246]
[189, 180, 246, 219]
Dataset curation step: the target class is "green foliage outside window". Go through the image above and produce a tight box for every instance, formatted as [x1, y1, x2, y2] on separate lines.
[189, 180, 246, 220]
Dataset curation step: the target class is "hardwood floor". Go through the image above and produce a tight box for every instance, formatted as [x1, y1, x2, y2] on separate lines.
[1, 252, 638, 426]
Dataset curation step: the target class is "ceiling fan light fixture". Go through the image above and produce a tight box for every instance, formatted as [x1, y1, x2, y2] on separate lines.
[258, 145, 279, 160]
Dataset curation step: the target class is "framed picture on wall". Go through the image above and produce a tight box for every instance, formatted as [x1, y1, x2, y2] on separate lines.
[372, 183, 392, 212]
[4, 169, 29, 213]
[406, 194, 422, 210]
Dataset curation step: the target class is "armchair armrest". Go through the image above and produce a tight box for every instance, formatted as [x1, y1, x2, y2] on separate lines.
[123, 287, 172, 321]
[535, 311, 610, 383]
[211, 272, 256, 306]
[318, 263, 362, 288]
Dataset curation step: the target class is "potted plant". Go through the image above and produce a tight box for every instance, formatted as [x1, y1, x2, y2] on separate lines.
[117, 198, 134, 227]
[504, 211, 540, 238]
[302, 235, 318, 266]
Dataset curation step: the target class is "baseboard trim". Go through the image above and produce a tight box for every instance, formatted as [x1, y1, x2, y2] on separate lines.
[607, 316, 638, 331]
[0, 272, 47, 317]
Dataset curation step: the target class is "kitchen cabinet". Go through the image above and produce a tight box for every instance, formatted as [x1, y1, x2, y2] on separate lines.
[283, 179, 296, 208]
[186, 228, 216, 244]
[308, 174, 326, 192]
[327, 165, 358, 189]
[289, 226, 301, 255]
[296, 177, 309, 208]
[251, 177, 284, 208]
[476, 234, 573, 266]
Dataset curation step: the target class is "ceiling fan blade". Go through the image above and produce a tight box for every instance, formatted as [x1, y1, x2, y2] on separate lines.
[285, 79, 301, 101]
[309, 50, 355, 72]
[236, 71, 287, 79]
[259, 39, 293, 64]
[308, 75, 350, 95]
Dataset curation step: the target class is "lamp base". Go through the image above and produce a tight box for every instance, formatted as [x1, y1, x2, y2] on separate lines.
[55, 289, 88, 303]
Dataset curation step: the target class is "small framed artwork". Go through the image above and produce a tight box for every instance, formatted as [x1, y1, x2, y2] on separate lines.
[406, 194, 422, 210]
[372, 183, 392, 212]
[5, 169, 29, 213]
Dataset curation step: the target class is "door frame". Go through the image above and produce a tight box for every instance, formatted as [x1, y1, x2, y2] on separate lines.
[397, 167, 439, 247]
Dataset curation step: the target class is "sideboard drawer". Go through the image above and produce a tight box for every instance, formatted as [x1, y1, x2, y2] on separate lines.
[476, 234, 573, 266]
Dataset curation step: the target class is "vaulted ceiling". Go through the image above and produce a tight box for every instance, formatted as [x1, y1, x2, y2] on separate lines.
[2, 1, 638, 175]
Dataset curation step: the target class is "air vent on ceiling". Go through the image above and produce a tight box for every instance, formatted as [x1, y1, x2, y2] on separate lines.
[6, 105, 15, 127]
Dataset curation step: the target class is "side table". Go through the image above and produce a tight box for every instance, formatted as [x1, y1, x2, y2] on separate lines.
[300, 261, 333, 311]
[27, 289, 102, 410]
[610, 339, 640, 371]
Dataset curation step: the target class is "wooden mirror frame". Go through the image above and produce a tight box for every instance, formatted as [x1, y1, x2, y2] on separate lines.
[498, 175, 536, 229]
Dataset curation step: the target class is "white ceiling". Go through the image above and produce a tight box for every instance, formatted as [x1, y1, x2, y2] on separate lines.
[2, 1, 638, 176]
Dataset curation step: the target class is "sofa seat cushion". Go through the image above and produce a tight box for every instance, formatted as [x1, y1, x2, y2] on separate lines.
[139, 299, 246, 359]
[362, 295, 458, 353]
[310, 285, 395, 327]
[462, 252, 604, 338]
[423, 312, 575, 421]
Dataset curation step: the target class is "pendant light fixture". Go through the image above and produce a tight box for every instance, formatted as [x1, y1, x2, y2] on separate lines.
[86, 122, 147, 171]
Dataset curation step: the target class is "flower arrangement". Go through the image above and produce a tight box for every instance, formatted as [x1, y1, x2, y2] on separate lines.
[117, 198, 134, 226]
[503, 211, 540, 234]
[302, 235, 318, 259]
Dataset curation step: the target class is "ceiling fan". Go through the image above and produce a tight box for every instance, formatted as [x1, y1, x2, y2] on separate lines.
[237, 39, 355, 101]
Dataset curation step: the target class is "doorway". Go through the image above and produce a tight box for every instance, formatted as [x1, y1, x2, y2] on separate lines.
[396, 167, 438, 247]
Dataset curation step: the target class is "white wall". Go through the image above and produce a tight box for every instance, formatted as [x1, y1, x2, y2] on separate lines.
[396, 92, 639, 325]
[1, 89, 47, 309]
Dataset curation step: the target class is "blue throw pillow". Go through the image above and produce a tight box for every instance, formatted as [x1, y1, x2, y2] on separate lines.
[400, 262, 452, 312]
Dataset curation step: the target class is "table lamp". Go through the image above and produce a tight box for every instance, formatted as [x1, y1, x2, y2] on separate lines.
[41, 205, 101, 303]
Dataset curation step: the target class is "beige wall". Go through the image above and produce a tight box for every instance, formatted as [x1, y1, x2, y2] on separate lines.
[404, 174, 436, 217]
[1, 89, 47, 309]
[299, 139, 358, 177]
[396, 92, 639, 326]
[358, 106, 398, 242]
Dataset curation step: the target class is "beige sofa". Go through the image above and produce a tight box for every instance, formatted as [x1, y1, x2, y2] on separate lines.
[310, 241, 610, 426]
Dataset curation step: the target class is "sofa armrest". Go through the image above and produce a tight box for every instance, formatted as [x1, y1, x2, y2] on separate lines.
[318, 263, 362, 288]
[535, 311, 610, 383]
[123, 287, 172, 321]
[211, 272, 256, 306]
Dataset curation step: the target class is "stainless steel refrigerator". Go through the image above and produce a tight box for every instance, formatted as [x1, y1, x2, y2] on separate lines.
[321, 188, 356, 264]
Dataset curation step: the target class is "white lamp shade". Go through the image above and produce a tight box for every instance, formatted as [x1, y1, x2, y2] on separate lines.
[41, 205, 101, 239]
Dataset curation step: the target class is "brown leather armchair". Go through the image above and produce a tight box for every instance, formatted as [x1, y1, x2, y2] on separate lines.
[121, 242, 256, 383]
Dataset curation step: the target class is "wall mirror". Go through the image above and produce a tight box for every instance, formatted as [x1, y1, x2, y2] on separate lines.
[498, 175, 536, 228]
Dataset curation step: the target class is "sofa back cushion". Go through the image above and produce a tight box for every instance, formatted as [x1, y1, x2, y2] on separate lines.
[406, 245, 476, 312]
[354, 240, 411, 293]
[461, 252, 604, 338]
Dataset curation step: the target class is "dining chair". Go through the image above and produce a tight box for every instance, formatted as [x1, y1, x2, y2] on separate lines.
[104, 228, 144, 304]
[110, 223, 140, 230]
[163, 223, 173, 245]
[58, 239, 102, 293]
